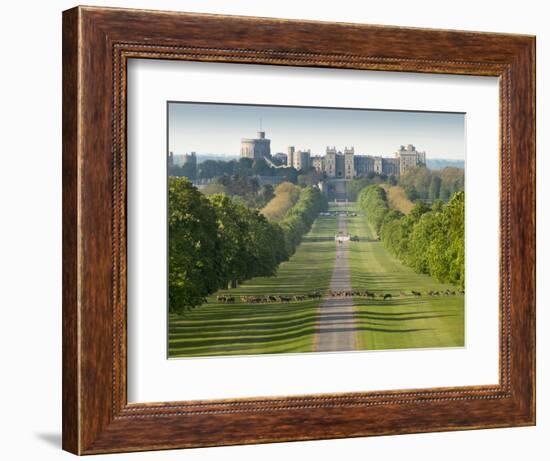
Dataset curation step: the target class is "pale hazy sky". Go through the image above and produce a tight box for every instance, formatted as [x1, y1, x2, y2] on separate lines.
[168, 102, 465, 160]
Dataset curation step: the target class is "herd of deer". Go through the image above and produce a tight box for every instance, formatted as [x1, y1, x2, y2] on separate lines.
[215, 288, 464, 304]
[217, 292, 323, 304]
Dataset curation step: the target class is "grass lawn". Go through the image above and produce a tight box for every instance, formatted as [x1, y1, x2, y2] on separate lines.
[346, 206, 465, 351]
[168, 213, 338, 358]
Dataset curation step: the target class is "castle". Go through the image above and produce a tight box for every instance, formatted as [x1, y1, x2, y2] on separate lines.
[240, 131, 426, 178]
[168, 151, 197, 169]
[240, 131, 271, 160]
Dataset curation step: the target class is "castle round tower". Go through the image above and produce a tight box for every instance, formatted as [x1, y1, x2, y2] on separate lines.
[240, 131, 271, 160]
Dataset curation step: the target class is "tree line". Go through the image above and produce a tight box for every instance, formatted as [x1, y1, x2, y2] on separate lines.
[261, 182, 301, 221]
[169, 157, 299, 184]
[358, 185, 465, 288]
[399, 166, 464, 202]
[345, 173, 398, 201]
[201, 174, 275, 209]
[168, 177, 328, 313]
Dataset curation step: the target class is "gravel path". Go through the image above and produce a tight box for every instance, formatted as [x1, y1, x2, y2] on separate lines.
[315, 213, 356, 352]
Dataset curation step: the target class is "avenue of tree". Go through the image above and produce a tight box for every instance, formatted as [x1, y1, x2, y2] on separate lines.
[168, 177, 328, 314]
[168, 160, 465, 315]
[358, 185, 465, 288]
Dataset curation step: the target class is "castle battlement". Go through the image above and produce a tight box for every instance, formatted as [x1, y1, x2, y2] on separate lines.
[239, 130, 425, 178]
[307, 145, 424, 178]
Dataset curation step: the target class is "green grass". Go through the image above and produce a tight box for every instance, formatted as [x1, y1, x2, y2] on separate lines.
[168, 214, 338, 358]
[346, 207, 465, 350]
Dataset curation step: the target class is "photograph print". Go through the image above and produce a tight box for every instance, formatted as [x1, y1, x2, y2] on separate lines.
[167, 102, 465, 358]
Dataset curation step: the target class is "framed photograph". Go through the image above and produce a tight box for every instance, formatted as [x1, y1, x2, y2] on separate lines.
[62, 6, 535, 455]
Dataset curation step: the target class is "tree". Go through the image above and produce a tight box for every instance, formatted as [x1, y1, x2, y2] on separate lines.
[407, 211, 438, 273]
[381, 202, 429, 260]
[432, 199, 444, 212]
[439, 167, 465, 197]
[198, 160, 225, 179]
[244, 210, 287, 277]
[258, 184, 275, 206]
[208, 194, 252, 288]
[210, 174, 263, 208]
[399, 165, 463, 203]
[439, 184, 451, 201]
[208, 193, 289, 283]
[428, 191, 464, 287]
[358, 185, 390, 234]
[358, 182, 464, 288]
[261, 182, 301, 221]
[280, 186, 328, 254]
[168, 177, 222, 313]
[167, 176, 331, 315]
[403, 185, 419, 201]
[346, 178, 373, 201]
[201, 182, 227, 196]
[428, 175, 442, 200]
[233, 157, 253, 176]
[400, 166, 430, 199]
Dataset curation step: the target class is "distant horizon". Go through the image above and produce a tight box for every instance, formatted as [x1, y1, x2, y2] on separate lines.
[168, 102, 466, 161]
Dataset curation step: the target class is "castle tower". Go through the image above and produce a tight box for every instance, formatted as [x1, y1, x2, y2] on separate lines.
[344, 146, 355, 179]
[288, 146, 295, 168]
[294, 149, 311, 171]
[325, 146, 337, 178]
[240, 131, 271, 160]
[395, 144, 425, 175]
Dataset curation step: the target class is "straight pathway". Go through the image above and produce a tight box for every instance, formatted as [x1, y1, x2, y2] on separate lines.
[315, 212, 356, 352]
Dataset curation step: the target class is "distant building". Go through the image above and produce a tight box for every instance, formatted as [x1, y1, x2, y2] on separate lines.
[292, 149, 311, 171]
[311, 155, 324, 173]
[344, 147, 355, 179]
[354, 155, 374, 176]
[395, 144, 426, 175]
[168, 151, 197, 178]
[240, 131, 271, 160]
[287, 146, 295, 168]
[238, 129, 425, 177]
[182, 152, 197, 168]
[169, 151, 197, 168]
[324, 147, 341, 177]
[273, 152, 288, 165]
[291, 145, 426, 177]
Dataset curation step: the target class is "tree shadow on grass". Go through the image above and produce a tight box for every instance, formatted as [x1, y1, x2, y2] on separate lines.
[318, 326, 431, 334]
[171, 326, 318, 346]
[169, 309, 454, 344]
[356, 313, 454, 322]
[170, 313, 319, 334]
